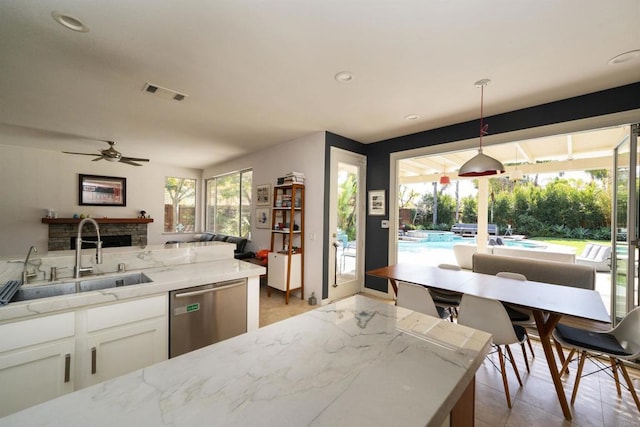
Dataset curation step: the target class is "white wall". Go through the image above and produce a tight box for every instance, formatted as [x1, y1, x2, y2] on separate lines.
[203, 132, 326, 301]
[0, 144, 201, 258]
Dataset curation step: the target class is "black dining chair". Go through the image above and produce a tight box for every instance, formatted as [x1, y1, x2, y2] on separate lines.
[553, 306, 640, 413]
[429, 263, 463, 321]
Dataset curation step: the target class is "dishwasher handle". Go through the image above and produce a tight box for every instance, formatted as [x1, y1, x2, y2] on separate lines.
[174, 282, 244, 298]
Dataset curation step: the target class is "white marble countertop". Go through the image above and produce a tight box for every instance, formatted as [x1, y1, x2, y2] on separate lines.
[0, 295, 491, 427]
[0, 247, 265, 322]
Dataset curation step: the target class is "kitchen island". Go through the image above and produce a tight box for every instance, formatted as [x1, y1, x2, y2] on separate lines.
[0, 295, 491, 426]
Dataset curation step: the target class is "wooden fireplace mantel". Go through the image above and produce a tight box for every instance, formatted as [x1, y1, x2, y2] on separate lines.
[42, 218, 154, 224]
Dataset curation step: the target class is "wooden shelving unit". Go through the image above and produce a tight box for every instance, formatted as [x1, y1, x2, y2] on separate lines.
[269, 183, 304, 304]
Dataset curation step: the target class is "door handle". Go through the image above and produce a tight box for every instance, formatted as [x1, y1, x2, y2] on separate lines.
[64, 353, 71, 383]
[174, 282, 243, 298]
[91, 347, 97, 374]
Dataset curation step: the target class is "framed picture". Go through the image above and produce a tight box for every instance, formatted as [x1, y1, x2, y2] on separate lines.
[79, 174, 127, 206]
[256, 184, 271, 206]
[255, 208, 270, 228]
[368, 189, 385, 216]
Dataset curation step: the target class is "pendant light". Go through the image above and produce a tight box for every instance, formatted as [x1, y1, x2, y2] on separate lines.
[458, 79, 505, 177]
[439, 160, 451, 184]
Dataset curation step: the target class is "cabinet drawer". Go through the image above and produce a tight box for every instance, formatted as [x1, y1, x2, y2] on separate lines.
[87, 295, 167, 332]
[0, 312, 75, 353]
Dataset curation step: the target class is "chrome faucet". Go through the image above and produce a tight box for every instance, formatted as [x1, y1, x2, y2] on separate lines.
[22, 245, 38, 284]
[74, 218, 103, 278]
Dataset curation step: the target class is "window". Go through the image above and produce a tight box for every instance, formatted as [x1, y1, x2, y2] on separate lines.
[164, 177, 196, 232]
[205, 170, 252, 237]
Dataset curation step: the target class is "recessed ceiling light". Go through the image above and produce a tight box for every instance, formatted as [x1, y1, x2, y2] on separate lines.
[52, 11, 89, 32]
[608, 49, 640, 65]
[404, 114, 419, 120]
[334, 71, 354, 83]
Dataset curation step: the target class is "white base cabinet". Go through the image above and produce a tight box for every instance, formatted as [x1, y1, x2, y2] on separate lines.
[0, 312, 76, 418]
[268, 252, 301, 291]
[77, 295, 167, 388]
[0, 295, 168, 417]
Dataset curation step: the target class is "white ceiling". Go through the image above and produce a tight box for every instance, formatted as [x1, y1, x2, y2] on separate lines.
[0, 0, 638, 169]
[398, 125, 632, 183]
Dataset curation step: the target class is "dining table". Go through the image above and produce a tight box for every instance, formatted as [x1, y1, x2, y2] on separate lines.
[367, 263, 612, 421]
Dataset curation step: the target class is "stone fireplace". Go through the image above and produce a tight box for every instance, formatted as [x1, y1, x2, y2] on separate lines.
[42, 218, 153, 251]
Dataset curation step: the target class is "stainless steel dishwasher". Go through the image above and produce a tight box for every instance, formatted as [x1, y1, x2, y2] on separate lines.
[169, 279, 247, 358]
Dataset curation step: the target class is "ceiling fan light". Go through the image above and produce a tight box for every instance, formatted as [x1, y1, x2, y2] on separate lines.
[458, 149, 505, 177]
[104, 156, 120, 162]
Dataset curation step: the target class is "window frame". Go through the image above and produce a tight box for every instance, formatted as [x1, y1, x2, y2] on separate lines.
[163, 176, 197, 233]
[205, 169, 253, 237]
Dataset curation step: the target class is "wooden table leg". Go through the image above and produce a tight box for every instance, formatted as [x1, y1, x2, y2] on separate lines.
[389, 278, 398, 297]
[532, 310, 572, 421]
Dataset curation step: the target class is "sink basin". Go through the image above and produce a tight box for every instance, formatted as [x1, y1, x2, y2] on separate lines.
[78, 272, 153, 292]
[10, 273, 153, 303]
[11, 282, 77, 302]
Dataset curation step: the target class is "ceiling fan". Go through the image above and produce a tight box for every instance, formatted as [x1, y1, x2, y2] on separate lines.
[63, 140, 150, 166]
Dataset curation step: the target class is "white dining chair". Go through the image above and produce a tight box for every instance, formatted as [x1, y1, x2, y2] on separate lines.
[496, 271, 536, 372]
[458, 293, 528, 408]
[396, 281, 450, 320]
[553, 306, 640, 412]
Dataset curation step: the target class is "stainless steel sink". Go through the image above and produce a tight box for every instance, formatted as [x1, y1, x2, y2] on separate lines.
[10, 273, 153, 303]
[11, 282, 77, 302]
[78, 272, 153, 292]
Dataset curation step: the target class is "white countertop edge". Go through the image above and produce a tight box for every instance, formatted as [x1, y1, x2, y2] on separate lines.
[0, 259, 265, 322]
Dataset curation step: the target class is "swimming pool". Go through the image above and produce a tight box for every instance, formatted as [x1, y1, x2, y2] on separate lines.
[398, 236, 547, 253]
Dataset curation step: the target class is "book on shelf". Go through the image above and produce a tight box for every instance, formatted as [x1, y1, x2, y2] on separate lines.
[278, 172, 306, 185]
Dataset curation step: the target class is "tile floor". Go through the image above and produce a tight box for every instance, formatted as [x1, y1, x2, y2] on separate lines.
[259, 288, 640, 426]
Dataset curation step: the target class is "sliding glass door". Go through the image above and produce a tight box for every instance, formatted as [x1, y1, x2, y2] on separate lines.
[611, 124, 639, 324]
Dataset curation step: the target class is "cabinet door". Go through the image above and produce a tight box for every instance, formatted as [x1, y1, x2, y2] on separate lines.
[0, 339, 75, 417]
[267, 252, 302, 291]
[79, 316, 167, 388]
[0, 312, 75, 417]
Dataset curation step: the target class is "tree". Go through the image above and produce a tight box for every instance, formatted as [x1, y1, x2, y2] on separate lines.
[398, 185, 421, 209]
[460, 195, 477, 223]
[165, 177, 196, 232]
[337, 173, 358, 240]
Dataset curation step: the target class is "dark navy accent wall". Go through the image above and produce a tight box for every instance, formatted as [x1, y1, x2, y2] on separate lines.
[363, 149, 391, 292]
[364, 81, 640, 293]
[323, 132, 367, 299]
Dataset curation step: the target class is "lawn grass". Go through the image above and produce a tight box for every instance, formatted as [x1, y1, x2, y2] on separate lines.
[528, 237, 610, 254]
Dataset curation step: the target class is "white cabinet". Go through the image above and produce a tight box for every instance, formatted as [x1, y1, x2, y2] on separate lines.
[268, 252, 302, 291]
[77, 295, 167, 388]
[0, 295, 168, 417]
[0, 313, 75, 417]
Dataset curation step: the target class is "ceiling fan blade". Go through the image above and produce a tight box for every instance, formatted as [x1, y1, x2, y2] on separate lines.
[119, 158, 143, 166]
[62, 151, 102, 157]
[92, 157, 104, 162]
[121, 156, 149, 162]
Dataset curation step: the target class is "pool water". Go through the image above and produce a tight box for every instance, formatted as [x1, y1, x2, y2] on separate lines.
[398, 237, 546, 253]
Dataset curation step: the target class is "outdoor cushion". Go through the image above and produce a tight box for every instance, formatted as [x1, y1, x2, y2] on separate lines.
[555, 323, 630, 356]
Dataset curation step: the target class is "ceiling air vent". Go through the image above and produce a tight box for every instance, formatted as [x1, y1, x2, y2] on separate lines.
[142, 83, 188, 102]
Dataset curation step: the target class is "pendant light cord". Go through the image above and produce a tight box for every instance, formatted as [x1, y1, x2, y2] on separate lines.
[479, 84, 488, 150]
